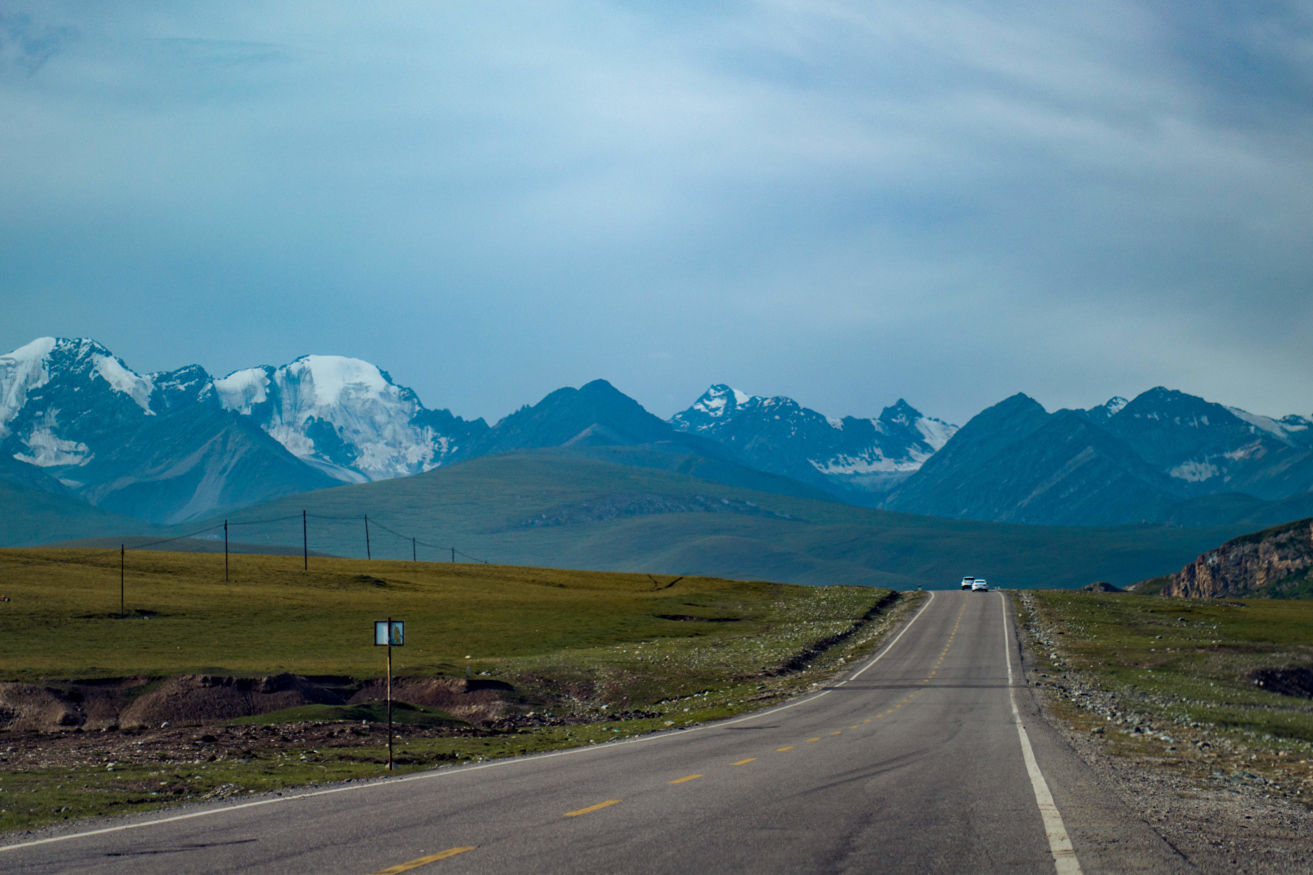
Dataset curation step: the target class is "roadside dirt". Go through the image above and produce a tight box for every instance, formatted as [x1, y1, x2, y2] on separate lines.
[1015, 592, 1313, 874]
[0, 673, 554, 772]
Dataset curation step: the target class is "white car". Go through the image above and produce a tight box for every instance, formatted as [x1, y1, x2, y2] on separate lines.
[971, 578, 989, 592]
[960, 576, 975, 590]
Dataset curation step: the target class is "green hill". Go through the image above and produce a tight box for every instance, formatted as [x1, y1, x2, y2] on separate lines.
[0, 477, 149, 548]
[181, 449, 1243, 589]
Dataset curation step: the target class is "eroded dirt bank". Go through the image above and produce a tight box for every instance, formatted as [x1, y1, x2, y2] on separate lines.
[0, 672, 551, 773]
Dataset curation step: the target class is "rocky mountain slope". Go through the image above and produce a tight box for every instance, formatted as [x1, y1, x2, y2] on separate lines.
[1158, 518, 1313, 598]
[670, 384, 955, 503]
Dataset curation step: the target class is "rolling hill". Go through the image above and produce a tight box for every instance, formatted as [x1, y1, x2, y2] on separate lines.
[180, 449, 1242, 590]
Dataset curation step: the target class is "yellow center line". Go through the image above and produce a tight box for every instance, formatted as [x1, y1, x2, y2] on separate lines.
[830, 730, 843, 736]
[668, 774, 703, 785]
[370, 846, 477, 874]
[564, 800, 621, 817]
[776, 745, 795, 751]
[848, 725, 859, 730]
[732, 757, 757, 766]
[806, 737, 822, 743]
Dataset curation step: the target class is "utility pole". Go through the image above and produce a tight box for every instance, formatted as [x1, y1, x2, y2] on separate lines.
[365, 515, 372, 560]
[302, 510, 308, 571]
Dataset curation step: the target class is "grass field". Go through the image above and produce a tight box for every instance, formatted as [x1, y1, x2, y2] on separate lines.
[0, 548, 908, 833]
[1019, 591, 1313, 805]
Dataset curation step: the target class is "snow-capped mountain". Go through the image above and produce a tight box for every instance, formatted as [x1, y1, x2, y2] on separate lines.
[0, 338, 340, 522]
[6, 336, 1312, 532]
[885, 387, 1313, 526]
[670, 384, 957, 502]
[213, 356, 487, 483]
[0, 339, 483, 523]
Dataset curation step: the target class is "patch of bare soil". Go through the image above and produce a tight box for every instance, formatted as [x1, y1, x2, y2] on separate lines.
[0, 673, 541, 773]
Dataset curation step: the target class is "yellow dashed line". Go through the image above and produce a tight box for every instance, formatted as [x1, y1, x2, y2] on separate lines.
[564, 800, 620, 817]
[807, 737, 822, 743]
[732, 757, 757, 766]
[668, 774, 703, 785]
[370, 847, 477, 874]
[776, 745, 795, 751]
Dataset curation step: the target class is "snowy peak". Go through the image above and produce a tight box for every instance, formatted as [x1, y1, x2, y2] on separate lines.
[0, 338, 166, 470]
[0, 337, 155, 436]
[1083, 396, 1129, 424]
[150, 364, 214, 411]
[670, 385, 958, 501]
[670, 384, 751, 432]
[0, 337, 57, 436]
[214, 355, 478, 482]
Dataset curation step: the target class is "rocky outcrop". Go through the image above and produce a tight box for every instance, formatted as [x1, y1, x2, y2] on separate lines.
[1163, 518, 1313, 598]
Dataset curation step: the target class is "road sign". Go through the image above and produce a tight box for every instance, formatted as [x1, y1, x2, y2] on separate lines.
[375, 620, 404, 647]
[374, 618, 405, 770]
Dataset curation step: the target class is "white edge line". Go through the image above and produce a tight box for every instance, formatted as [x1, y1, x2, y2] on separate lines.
[2, 589, 938, 854]
[1001, 593, 1082, 875]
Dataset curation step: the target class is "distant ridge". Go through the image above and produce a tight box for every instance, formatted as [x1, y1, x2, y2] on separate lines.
[885, 389, 1313, 528]
[3, 336, 1312, 537]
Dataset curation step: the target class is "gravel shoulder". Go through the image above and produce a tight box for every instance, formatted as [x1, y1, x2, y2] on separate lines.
[1015, 591, 1313, 873]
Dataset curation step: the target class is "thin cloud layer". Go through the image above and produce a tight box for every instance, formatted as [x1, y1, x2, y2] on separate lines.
[2, 1, 1310, 423]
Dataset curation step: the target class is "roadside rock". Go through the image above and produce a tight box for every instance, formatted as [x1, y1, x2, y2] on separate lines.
[1165, 518, 1313, 598]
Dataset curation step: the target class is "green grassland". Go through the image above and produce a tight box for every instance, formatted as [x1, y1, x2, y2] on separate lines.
[170, 450, 1242, 590]
[1020, 591, 1313, 804]
[0, 548, 910, 832]
[0, 547, 888, 679]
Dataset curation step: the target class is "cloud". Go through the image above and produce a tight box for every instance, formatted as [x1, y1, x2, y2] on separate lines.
[0, 11, 78, 75]
[1, 2, 1310, 424]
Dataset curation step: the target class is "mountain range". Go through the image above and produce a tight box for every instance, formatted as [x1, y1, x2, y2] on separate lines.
[2, 337, 1311, 545]
[884, 390, 1313, 527]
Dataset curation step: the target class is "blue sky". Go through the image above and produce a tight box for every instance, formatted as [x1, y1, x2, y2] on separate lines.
[2, 2, 1311, 425]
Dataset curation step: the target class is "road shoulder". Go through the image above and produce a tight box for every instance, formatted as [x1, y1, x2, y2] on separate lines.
[1010, 592, 1313, 874]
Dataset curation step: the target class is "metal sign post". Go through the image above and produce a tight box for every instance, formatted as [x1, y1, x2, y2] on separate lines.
[374, 619, 404, 770]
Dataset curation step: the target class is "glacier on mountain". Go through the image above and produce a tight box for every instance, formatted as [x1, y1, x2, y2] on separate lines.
[13, 411, 92, 467]
[215, 355, 465, 482]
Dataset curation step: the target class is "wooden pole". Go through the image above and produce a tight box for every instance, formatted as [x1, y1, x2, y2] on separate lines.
[120, 544, 125, 616]
[386, 617, 394, 771]
[224, 520, 229, 582]
[365, 515, 372, 561]
[302, 510, 308, 571]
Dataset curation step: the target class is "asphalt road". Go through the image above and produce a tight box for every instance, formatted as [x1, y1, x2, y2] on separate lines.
[2, 591, 1189, 873]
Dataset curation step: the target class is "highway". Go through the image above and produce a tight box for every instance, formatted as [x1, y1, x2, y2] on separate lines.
[2, 591, 1187, 873]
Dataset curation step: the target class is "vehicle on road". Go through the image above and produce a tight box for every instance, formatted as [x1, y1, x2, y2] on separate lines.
[960, 576, 975, 590]
[971, 578, 989, 592]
